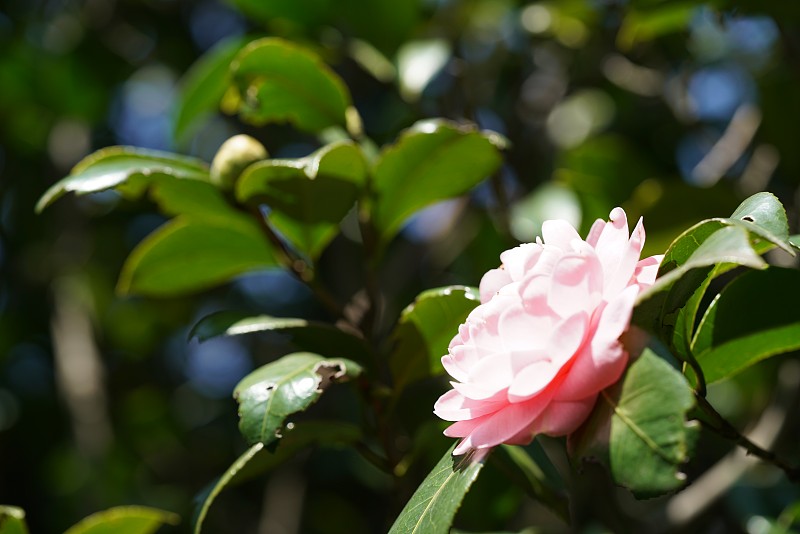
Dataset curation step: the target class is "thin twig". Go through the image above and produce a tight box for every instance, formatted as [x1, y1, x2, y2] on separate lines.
[694, 394, 800, 482]
[249, 207, 346, 319]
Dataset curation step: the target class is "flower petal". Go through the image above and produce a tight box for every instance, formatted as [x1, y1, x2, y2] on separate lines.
[479, 267, 512, 303]
[547, 252, 603, 319]
[434, 389, 506, 421]
[542, 219, 582, 251]
[633, 254, 663, 289]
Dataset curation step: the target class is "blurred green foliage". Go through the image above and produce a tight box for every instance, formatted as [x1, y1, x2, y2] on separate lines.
[2, 0, 800, 532]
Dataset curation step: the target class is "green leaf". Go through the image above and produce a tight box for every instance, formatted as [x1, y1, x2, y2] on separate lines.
[489, 445, 569, 523]
[118, 217, 278, 297]
[192, 421, 361, 534]
[227, 0, 332, 28]
[230, 38, 355, 134]
[728, 191, 794, 254]
[63, 506, 179, 534]
[237, 141, 367, 258]
[570, 346, 698, 498]
[173, 36, 248, 142]
[147, 176, 241, 222]
[234, 352, 362, 445]
[36, 146, 209, 212]
[692, 268, 800, 384]
[617, 2, 697, 51]
[189, 311, 371, 363]
[372, 120, 505, 243]
[388, 444, 485, 534]
[0, 506, 28, 534]
[389, 286, 480, 392]
[634, 192, 792, 350]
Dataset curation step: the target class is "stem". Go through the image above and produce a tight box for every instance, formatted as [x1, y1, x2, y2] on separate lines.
[355, 440, 393, 474]
[249, 207, 346, 319]
[683, 351, 707, 398]
[489, 170, 512, 237]
[694, 394, 800, 482]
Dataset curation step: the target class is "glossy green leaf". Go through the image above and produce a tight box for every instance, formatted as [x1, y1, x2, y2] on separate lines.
[36, 146, 209, 212]
[372, 120, 505, 242]
[63, 506, 179, 534]
[192, 420, 361, 534]
[173, 36, 248, 142]
[571, 347, 697, 498]
[237, 141, 367, 258]
[0, 506, 28, 534]
[388, 444, 485, 534]
[389, 286, 480, 391]
[635, 192, 791, 346]
[692, 268, 800, 384]
[234, 352, 362, 445]
[118, 217, 278, 297]
[189, 311, 371, 363]
[230, 38, 355, 133]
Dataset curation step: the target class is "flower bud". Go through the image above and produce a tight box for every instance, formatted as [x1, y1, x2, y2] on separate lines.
[210, 134, 268, 190]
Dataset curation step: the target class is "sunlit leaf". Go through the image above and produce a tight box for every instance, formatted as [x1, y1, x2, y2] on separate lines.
[388, 444, 485, 534]
[230, 38, 356, 134]
[237, 141, 367, 258]
[692, 268, 800, 384]
[173, 35, 248, 142]
[234, 352, 362, 445]
[389, 286, 480, 392]
[192, 421, 361, 534]
[36, 147, 209, 212]
[635, 193, 792, 346]
[372, 119, 505, 243]
[570, 346, 698, 498]
[728, 191, 793, 254]
[63, 506, 179, 534]
[189, 311, 371, 363]
[118, 217, 278, 297]
[0, 506, 28, 534]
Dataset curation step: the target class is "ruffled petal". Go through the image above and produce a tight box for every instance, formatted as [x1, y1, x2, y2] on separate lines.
[633, 254, 663, 289]
[434, 389, 506, 421]
[542, 219, 582, 251]
[547, 253, 603, 319]
[603, 216, 646, 298]
[460, 391, 554, 451]
[479, 267, 512, 303]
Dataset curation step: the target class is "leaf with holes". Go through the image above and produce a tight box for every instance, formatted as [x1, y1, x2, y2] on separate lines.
[234, 353, 362, 445]
[36, 147, 209, 212]
[63, 506, 180, 534]
[230, 38, 357, 134]
[388, 444, 485, 534]
[389, 286, 480, 392]
[372, 119, 505, 244]
[192, 421, 361, 534]
[634, 193, 792, 357]
[0, 506, 28, 534]
[237, 141, 367, 258]
[570, 346, 698, 498]
[692, 268, 800, 384]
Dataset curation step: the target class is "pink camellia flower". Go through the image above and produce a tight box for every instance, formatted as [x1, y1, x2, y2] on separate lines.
[434, 207, 663, 456]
